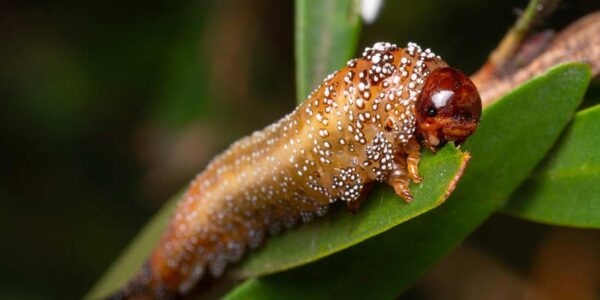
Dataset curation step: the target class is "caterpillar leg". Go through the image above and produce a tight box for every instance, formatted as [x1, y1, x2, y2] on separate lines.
[387, 156, 413, 202]
[406, 138, 422, 183]
[346, 200, 361, 214]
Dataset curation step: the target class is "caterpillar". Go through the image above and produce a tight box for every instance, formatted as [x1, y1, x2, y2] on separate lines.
[111, 42, 482, 299]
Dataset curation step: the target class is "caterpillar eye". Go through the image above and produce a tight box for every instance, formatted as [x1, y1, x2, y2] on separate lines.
[427, 106, 437, 117]
[416, 67, 481, 151]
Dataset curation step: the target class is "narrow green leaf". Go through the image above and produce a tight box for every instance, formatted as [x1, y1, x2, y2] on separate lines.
[232, 145, 470, 278]
[224, 63, 591, 300]
[295, 0, 361, 103]
[503, 104, 600, 228]
[87, 148, 469, 300]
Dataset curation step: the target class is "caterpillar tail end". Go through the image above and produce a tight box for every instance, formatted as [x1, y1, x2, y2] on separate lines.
[105, 262, 177, 300]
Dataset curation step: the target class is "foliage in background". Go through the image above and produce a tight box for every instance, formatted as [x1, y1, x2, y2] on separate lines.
[295, 0, 361, 103]
[504, 105, 600, 228]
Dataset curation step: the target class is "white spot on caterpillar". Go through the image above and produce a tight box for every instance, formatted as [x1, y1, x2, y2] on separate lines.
[432, 90, 454, 108]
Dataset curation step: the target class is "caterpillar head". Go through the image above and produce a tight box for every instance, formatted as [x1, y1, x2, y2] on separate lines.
[416, 67, 481, 152]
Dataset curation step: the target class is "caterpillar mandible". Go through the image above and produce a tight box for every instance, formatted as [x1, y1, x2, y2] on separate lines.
[112, 42, 482, 299]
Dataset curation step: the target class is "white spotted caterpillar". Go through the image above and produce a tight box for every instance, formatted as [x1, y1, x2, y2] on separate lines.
[112, 42, 482, 299]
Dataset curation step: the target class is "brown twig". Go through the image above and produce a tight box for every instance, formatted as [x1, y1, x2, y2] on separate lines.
[472, 0, 560, 83]
[476, 11, 600, 107]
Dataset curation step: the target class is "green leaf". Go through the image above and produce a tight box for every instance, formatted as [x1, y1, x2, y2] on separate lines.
[503, 104, 600, 228]
[85, 195, 178, 299]
[232, 145, 470, 278]
[86, 149, 469, 300]
[295, 0, 361, 103]
[223, 63, 591, 300]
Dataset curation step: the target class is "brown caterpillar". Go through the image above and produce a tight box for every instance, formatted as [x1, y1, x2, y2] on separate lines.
[111, 42, 482, 299]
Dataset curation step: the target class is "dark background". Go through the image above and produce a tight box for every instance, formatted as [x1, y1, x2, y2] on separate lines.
[1, 1, 598, 299]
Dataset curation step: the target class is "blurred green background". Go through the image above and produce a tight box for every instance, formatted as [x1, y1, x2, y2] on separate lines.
[0, 1, 598, 299]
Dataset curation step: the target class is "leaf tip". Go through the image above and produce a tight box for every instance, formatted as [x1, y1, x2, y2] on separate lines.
[440, 151, 471, 204]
